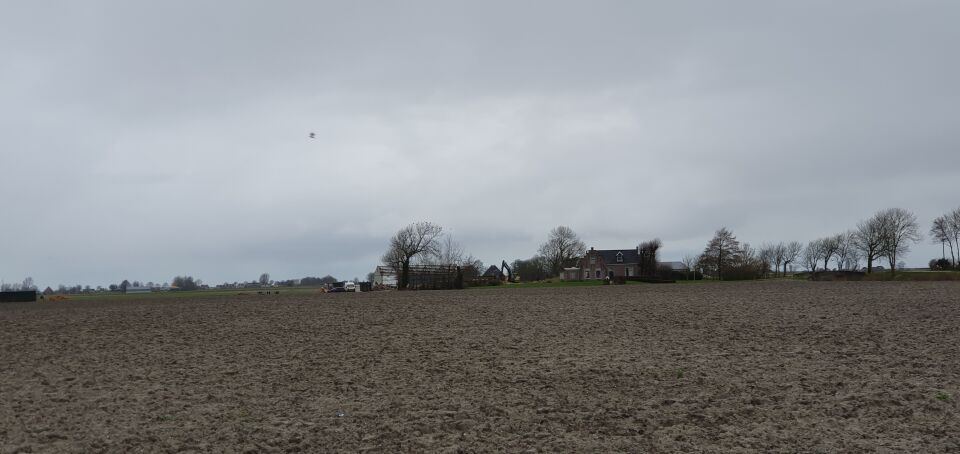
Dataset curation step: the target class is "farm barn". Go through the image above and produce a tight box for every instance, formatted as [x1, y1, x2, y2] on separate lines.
[375, 264, 475, 290]
[0, 290, 37, 303]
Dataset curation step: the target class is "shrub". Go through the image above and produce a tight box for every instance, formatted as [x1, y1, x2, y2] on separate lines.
[929, 258, 952, 271]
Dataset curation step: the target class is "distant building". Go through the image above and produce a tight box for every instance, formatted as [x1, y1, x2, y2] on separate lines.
[125, 287, 152, 294]
[560, 267, 582, 280]
[660, 261, 689, 272]
[482, 265, 504, 280]
[0, 290, 38, 303]
[573, 247, 643, 280]
[373, 267, 399, 287]
[564, 247, 689, 280]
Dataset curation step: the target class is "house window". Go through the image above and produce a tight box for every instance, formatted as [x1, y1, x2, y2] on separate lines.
[625, 267, 631, 277]
[584, 270, 590, 279]
[616, 252, 623, 263]
[589, 255, 596, 265]
[596, 270, 601, 278]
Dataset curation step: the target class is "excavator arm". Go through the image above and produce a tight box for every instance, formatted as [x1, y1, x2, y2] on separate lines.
[501, 260, 513, 282]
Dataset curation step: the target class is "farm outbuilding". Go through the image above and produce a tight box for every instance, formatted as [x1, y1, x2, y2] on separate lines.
[482, 266, 504, 279]
[376, 264, 474, 290]
[0, 290, 38, 303]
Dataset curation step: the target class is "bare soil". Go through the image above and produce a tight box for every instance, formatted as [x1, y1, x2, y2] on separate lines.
[2, 281, 959, 452]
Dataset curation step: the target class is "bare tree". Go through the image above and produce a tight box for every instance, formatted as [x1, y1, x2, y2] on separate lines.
[833, 231, 855, 271]
[951, 208, 960, 267]
[428, 235, 464, 266]
[783, 241, 803, 275]
[853, 213, 887, 273]
[818, 235, 840, 271]
[844, 248, 863, 271]
[773, 242, 787, 277]
[462, 255, 484, 278]
[421, 234, 482, 280]
[737, 242, 768, 278]
[758, 243, 782, 278]
[930, 215, 955, 266]
[878, 207, 921, 275]
[681, 254, 698, 280]
[538, 226, 587, 277]
[803, 240, 821, 272]
[700, 227, 741, 280]
[382, 221, 444, 289]
[258, 273, 271, 286]
[933, 208, 960, 268]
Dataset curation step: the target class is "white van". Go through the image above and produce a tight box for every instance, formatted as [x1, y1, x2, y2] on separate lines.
[344, 282, 356, 292]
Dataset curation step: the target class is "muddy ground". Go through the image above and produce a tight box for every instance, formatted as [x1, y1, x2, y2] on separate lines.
[1, 281, 958, 452]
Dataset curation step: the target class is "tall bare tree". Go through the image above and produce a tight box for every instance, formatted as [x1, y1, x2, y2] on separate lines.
[758, 243, 777, 278]
[933, 207, 960, 268]
[681, 254, 698, 280]
[382, 221, 444, 289]
[817, 235, 840, 271]
[853, 213, 888, 273]
[878, 207, 921, 275]
[951, 208, 960, 267]
[421, 234, 483, 279]
[930, 215, 955, 266]
[538, 226, 586, 277]
[833, 231, 856, 271]
[426, 235, 464, 266]
[783, 241, 803, 275]
[760, 242, 789, 277]
[700, 227, 741, 280]
[803, 240, 822, 272]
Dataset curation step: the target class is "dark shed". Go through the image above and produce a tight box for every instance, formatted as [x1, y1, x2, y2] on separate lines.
[0, 290, 38, 303]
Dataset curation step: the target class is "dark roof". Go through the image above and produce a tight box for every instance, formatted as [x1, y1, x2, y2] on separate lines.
[594, 248, 641, 264]
[482, 265, 502, 277]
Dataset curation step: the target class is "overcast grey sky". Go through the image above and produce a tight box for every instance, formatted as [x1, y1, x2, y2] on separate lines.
[2, 1, 958, 288]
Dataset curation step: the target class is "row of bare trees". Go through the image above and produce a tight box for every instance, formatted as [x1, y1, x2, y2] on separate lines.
[696, 228, 776, 280]
[801, 232, 860, 273]
[0, 277, 37, 292]
[698, 207, 925, 279]
[783, 207, 923, 276]
[758, 241, 804, 277]
[788, 208, 924, 276]
[796, 208, 923, 275]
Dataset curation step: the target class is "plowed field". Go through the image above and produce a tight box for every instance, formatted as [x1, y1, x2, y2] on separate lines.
[2, 281, 958, 452]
